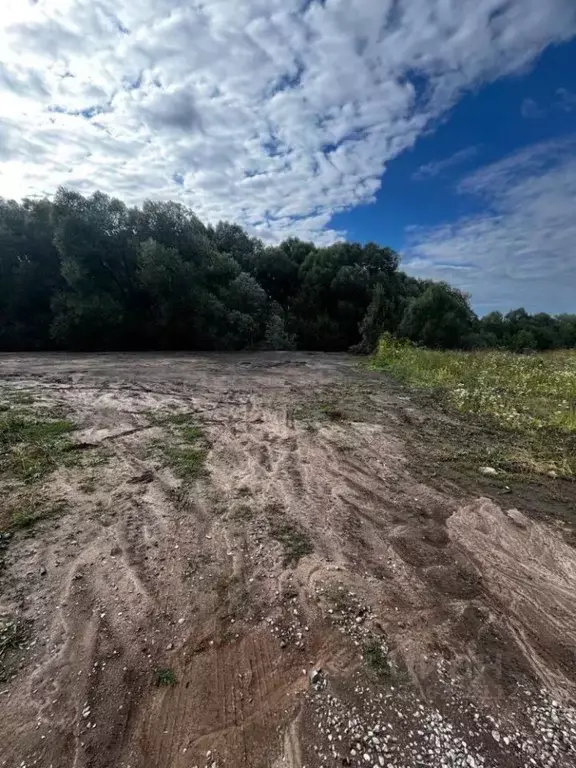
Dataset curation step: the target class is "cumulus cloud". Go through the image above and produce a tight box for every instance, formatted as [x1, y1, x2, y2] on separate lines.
[412, 146, 479, 180]
[404, 136, 576, 313]
[1, 0, 576, 243]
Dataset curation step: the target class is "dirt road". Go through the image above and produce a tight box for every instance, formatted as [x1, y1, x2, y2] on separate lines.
[0, 352, 575, 768]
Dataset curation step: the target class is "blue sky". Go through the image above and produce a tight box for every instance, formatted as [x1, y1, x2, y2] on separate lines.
[333, 40, 576, 313]
[1, 0, 576, 313]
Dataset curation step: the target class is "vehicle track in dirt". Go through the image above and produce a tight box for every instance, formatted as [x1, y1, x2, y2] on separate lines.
[0, 352, 575, 768]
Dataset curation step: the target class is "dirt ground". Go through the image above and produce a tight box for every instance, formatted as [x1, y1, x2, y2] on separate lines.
[0, 352, 575, 768]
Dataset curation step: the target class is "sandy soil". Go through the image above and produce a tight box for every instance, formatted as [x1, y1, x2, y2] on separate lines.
[0, 352, 575, 768]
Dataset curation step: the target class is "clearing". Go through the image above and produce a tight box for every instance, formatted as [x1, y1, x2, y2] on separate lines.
[0, 351, 575, 768]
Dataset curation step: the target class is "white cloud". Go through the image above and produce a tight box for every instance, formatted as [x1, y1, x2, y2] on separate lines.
[556, 87, 576, 111]
[413, 146, 479, 180]
[404, 136, 576, 313]
[0, 0, 575, 244]
[520, 97, 544, 119]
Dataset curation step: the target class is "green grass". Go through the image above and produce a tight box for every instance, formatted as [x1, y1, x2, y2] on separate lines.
[2, 499, 67, 532]
[162, 412, 198, 426]
[154, 668, 177, 687]
[165, 445, 208, 478]
[269, 518, 313, 566]
[152, 412, 209, 480]
[363, 639, 391, 679]
[372, 335, 576, 476]
[4, 391, 35, 406]
[0, 409, 78, 482]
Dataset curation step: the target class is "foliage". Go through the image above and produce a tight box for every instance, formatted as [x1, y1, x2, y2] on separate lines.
[0, 189, 575, 353]
[372, 335, 576, 475]
[397, 282, 476, 349]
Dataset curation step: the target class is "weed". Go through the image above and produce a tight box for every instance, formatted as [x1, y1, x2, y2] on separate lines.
[6, 500, 67, 531]
[163, 412, 198, 426]
[291, 399, 346, 423]
[232, 504, 255, 521]
[0, 414, 75, 446]
[269, 519, 313, 566]
[320, 404, 344, 421]
[363, 638, 391, 679]
[8, 391, 35, 406]
[165, 445, 208, 479]
[152, 414, 209, 480]
[0, 409, 78, 482]
[180, 425, 203, 442]
[324, 583, 353, 614]
[154, 668, 177, 687]
[0, 618, 27, 655]
[332, 436, 354, 454]
[372, 336, 576, 477]
[0, 617, 29, 681]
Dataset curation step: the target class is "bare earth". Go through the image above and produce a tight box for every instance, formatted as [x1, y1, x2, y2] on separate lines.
[0, 352, 575, 768]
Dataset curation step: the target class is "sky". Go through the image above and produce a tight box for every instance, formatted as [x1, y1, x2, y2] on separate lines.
[1, 0, 576, 314]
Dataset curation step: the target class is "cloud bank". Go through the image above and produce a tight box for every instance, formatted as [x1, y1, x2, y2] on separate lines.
[405, 136, 576, 313]
[1, 0, 576, 243]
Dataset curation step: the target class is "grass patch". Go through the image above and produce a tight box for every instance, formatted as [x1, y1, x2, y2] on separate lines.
[154, 668, 177, 687]
[372, 335, 576, 477]
[162, 412, 198, 426]
[269, 518, 313, 566]
[319, 404, 345, 421]
[0, 414, 75, 445]
[324, 583, 353, 614]
[232, 503, 255, 521]
[180, 425, 203, 442]
[363, 639, 391, 679]
[2, 498, 67, 532]
[0, 408, 78, 482]
[288, 383, 380, 427]
[164, 445, 208, 479]
[8, 391, 35, 405]
[152, 412, 209, 481]
[0, 617, 29, 681]
[290, 399, 347, 424]
[0, 618, 27, 654]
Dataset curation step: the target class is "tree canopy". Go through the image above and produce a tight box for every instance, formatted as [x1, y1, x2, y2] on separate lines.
[0, 190, 574, 353]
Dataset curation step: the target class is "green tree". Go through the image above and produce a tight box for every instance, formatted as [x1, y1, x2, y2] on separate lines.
[398, 283, 477, 348]
[0, 188, 573, 355]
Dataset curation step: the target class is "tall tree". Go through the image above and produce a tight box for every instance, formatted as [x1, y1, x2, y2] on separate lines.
[0, 189, 574, 354]
[398, 283, 477, 348]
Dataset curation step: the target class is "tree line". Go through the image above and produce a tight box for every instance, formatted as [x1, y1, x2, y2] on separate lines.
[0, 190, 574, 353]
